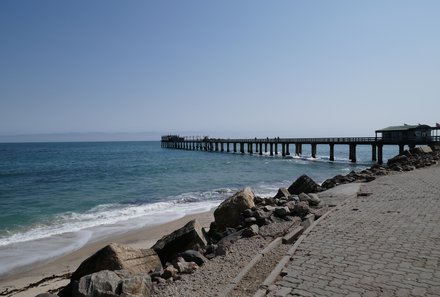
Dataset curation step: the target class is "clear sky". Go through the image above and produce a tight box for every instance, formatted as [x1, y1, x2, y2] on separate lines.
[1, 1, 439, 141]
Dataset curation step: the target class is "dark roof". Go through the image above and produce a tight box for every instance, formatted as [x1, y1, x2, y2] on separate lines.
[376, 124, 431, 133]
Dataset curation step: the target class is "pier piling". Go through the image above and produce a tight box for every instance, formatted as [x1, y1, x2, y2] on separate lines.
[161, 134, 439, 164]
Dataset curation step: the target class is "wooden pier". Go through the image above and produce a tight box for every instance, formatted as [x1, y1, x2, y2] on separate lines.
[161, 125, 440, 164]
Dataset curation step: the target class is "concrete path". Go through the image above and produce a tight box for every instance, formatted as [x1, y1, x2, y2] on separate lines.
[266, 165, 440, 297]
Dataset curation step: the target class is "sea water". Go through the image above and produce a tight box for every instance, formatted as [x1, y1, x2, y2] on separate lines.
[0, 141, 399, 276]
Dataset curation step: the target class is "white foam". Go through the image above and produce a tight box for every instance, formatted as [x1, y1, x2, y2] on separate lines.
[0, 188, 230, 276]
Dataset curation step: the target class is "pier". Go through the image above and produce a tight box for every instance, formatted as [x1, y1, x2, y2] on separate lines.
[161, 125, 440, 164]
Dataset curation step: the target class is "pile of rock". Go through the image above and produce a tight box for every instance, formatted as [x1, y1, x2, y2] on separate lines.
[55, 174, 326, 297]
[321, 146, 440, 189]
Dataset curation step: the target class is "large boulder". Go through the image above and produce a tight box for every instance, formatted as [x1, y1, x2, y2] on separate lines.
[72, 270, 151, 297]
[387, 155, 409, 166]
[288, 175, 321, 195]
[152, 219, 207, 265]
[71, 243, 161, 281]
[214, 187, 255, 231]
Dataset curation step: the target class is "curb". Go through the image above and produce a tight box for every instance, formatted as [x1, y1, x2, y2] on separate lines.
[218, 237, 283, 297]
[253, 189, 360, 297]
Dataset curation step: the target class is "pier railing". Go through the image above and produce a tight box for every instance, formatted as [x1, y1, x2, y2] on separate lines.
[161, 135, 440, 164]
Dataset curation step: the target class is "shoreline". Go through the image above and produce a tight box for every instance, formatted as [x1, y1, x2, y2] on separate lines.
[3, 146, 438, 297]
[0, 209, 215, 297]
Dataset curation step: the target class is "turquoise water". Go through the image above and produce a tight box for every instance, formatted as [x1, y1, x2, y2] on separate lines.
[0, 141, 399, 276]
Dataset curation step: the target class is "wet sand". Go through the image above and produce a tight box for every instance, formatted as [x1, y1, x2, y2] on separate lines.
[0, 209, 215, 297]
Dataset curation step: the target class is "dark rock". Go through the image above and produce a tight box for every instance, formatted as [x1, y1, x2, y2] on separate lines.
[149, 267, 163, 282]
[161, 265, 178, 280]
[207, 221, 222, 242]
[365, 175, 376, 182]
[152, 219, 207, 265]
[291, 201, 311, 217]
[215, 244, 227, 256]
[35, 294, 58, 297]
[274, 206, 290, 217]
[242, 224, 259, 237]
[321, 178, 336, 189]
[288, 175, 322, 195]
[253, 196, 265, 205]
[217, 229, 244, 247]
[242, 208, 253, 218]
[177, 250, 208, 266]
[204, 244, 218, 259]
[274, 188, 290, 199]
[256, 217, 272, 227]
[214, 187, 255, 232]
[254, 209, 270, 219]
[387, 155, 409, 166]
[70, 243, 161, 282]
[270, 214, 286, 224]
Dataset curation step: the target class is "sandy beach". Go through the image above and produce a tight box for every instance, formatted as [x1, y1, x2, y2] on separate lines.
[0, 210, 215, 297]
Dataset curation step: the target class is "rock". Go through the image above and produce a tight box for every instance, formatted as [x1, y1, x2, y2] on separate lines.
[263, 205, 275, 212]
[243, 216, 257, 225]
[291, 201, 310, 217]
[274, 206, 290, 217]
[242, 224, 259, 237]
[413, 145, 433, 154]
[70, 243, 161, 281]
[174, 257, 198, 274]
[242, 208, 253, 218]
[217, 229, 244, 247]
[72, 270, 151, 297]
[254, 196, 265, 205]
[287, 195, 300, 203]
[35, 294, 58, 297]
[161, 265, 178, 280]
[274, 187, 290, 199]
[204, 244, 218, 259]
[284, 201, 296, 211]
[321, 178, 336, 189]
[387, 155, 409, 166]
[307, 193, 321, 206]
[152, 219, 207, 265]
[288, 175, 322, 195]
[214, 187, 255, 231]
[298, 193, 316, 205]
[215, 244, 228, 256]
[177, 250, 208, 266]
[149, 267, 163, 282]
[254, 209, 270, 219]
[256, 217, 272, 227]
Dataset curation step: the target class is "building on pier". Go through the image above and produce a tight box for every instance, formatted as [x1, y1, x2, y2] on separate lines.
[375, 124, 433, 143]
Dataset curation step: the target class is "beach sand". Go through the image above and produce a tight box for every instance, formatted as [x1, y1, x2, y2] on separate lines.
[0, 210, 215, 297]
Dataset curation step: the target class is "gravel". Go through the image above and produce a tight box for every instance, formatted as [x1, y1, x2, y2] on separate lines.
[151, 221, 299, 297]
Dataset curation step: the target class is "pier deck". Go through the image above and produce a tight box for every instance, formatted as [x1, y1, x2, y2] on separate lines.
[161, 135, 440, 164]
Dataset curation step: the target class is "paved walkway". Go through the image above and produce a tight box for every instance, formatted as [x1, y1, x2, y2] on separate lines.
[267, 165, 440, 297]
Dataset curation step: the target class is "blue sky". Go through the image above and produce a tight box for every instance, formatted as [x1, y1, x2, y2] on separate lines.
[1, 1, 439, 141]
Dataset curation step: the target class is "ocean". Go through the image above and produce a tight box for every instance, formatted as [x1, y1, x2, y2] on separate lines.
[0, 141, 399, 276]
